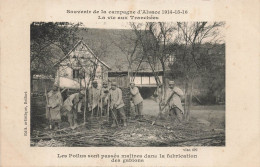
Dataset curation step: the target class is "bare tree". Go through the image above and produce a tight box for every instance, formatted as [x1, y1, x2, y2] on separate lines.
[58, 47, 98, 123]
[30, 22, 86, 90]
[172, 22, 225, 121]
[130, 22, 177, 98]
[111, 31, 141, 80]
[130, 22, 224, 121]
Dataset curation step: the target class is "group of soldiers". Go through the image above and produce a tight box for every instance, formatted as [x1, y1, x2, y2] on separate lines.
[46, 80, 144, 130]
[45, 79, 184, 130]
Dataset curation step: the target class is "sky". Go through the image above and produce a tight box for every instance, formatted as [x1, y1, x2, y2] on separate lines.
[80, 21, 225, 43]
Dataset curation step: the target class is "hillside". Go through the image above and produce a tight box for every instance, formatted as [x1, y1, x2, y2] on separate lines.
[77, 28, 149, 71]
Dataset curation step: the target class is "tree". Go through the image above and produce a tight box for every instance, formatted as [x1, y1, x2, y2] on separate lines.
[169, 22, 225, 121]
[199, 43, 225, 104]
[130, 22, 177, 98]
[30, 22, 85, 89]
[130, 22, 224, 121]
[111, 30, 142, 80]
[64, 52, 98, 123]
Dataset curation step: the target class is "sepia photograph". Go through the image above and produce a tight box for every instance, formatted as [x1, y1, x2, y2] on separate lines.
[2, 0, 260, 166]
[30, 21, 225, 147]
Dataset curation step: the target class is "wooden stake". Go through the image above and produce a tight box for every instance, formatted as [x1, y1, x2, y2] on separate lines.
[100, 88, 103, 118]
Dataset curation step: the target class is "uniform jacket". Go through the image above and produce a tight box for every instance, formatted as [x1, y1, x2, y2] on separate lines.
[165, 87, 184, 113]
[63, 93, 82, 113]
[130, 86, 143, 105]
[101, 87, 110, 105]
[48, 90, 63, 109]
[88, 87, 101, 109]
[47, 90, 63, 120]
[107, 88, 125, 109]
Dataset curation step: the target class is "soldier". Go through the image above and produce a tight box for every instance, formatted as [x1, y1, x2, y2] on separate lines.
[165, 80, 184, 124]
[154, 84, 163, 103]
[129, 81, 144, 119]
[107, 82, 126, 127]
[88, 80, 101, 117]
[101, 81, 110, 116]
[46, 85, 63, 130]
[62, 90, 84, 129]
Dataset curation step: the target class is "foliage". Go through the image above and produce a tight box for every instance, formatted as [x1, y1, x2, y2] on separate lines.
[111, 30, 143, 75]
[169, 43, 225, 104]
[129, 22, 225, 120]
[30, 22, 85, 75]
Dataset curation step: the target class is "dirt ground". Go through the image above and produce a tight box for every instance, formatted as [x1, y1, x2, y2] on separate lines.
[31, 98, 225, 147]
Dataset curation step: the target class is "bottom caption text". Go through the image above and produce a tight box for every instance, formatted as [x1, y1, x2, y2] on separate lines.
[57, 151, 198, 163]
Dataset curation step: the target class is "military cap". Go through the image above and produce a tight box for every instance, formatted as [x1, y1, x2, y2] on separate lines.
[111, 81, 117, 86]
[80, 90, 85, 95]
[130, 81, 135, 85]
[169, 80, 175, 85]
[53, 84, 59, 88]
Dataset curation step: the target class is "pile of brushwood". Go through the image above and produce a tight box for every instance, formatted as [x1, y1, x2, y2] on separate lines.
[31, 116, 225, 147]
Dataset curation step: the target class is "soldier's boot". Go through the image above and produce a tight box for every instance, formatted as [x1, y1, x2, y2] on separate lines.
[68, 117, 74, 128]
[53, 122, 58, 130]
[122, 119, 127, 127]
[111, 120, 116, 127]
[46, 121, 54, 130]
[45, 124, 51, 130]
[74, 122, 78, 128]
[139, 115, 144, 120]
[50, 122, 55, 130]
[73, 117, 78, 127]
[57, 122, 61, 129]
[172, 117, 178, 126]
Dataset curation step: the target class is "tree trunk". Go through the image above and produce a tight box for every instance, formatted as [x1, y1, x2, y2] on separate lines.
[30, 71, 34, 92]
[184, 80, 189, 121]
[186, 93, 191, 121]
[57, 68, 60, 91]
[128, 64, 132, 82]
[162, 73, 167, 100]
[161, 63, 167, 100]
[83, 74, 87, 124]
[184, 78, 194, 121]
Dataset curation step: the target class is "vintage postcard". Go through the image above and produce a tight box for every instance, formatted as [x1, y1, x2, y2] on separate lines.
[1, 0, 259, 166]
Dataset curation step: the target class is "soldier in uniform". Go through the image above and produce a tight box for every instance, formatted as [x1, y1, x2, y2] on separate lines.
[165, 80, 184, 124]
[46, 85, 63, 130]
[101, 81, 110, 116]
[62, 90, 84, 129]
[129, 81, 144, 119]
[107, 82, 126, 127]
[154, 84, 163, 103]
[88, 80, 101, 117]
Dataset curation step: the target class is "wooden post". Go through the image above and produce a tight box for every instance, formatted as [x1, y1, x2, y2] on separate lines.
[45, 86, 51, 129]
[83, 75, 87, 124]
[91, 88, 94, 117]
[107, 100, 110, 121]
[100, 89, 103, 118]
[57, 67, 60, 91]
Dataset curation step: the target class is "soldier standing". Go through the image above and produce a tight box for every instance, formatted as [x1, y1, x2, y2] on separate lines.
[129, 81, 144, 119]
[88, 80, 101, 117]
[107, 82, 126, 127]
[101, 81, 110, 116]
[46, 85, 63, 130]
[165, 80, 184, 124]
